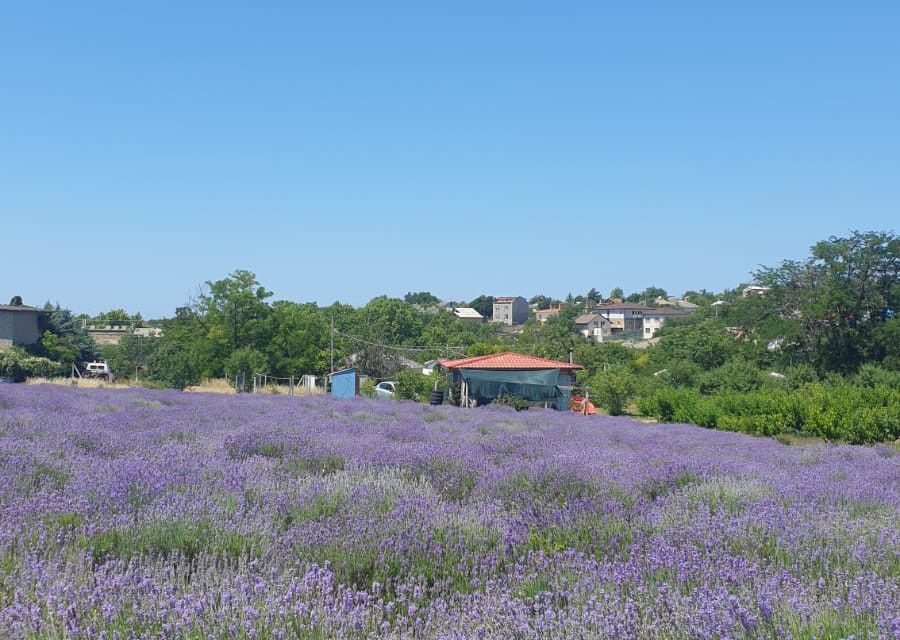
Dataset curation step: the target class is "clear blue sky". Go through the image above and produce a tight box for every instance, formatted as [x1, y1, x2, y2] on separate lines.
[2, 2, 897, 318]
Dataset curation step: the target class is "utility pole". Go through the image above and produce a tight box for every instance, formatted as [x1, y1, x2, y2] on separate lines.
[330, 313, 334, 373]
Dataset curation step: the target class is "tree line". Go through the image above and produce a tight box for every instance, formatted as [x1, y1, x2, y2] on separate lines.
[6, 230, 898, 442]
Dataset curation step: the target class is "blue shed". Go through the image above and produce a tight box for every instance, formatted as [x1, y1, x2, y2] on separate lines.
[329, 368, 359, 398]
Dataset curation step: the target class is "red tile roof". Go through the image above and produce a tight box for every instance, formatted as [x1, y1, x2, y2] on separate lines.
[438, 352, 582, 370]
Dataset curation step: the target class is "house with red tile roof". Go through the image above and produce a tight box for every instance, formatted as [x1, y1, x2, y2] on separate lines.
[438, 352, 582, 410]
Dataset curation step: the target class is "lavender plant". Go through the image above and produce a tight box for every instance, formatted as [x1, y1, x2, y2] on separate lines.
[0, 384, 897, 639]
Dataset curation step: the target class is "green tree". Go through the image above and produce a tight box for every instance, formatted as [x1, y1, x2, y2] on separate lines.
[529, 294, 558, 310]
[872, 317, 900, 370]
[754, 230, 899, 373]
[224, 347, 268, 391]
[468, 295, 495, 318]
[609, 287, 624, 300]
[682, 289, 716, 306]
[627, 286, 667, 304]
[265, 301, 329, 376]
[697, 358, 764, 395]
[195, 269, 273, 354]
[95, 308, 142, 327]
[33, 303, 98, 365]
[100, 333, 160, 380]
[572, 342, 637, 376]
[649, 322, 736, 371]
[404, 291, 440, 306]
[360, 296, 424, 345]
[145, 341, 199, 390]
[585, 366, 636, 416]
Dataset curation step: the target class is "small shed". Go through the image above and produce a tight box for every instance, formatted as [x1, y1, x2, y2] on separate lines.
[328, 368, 359, 398]
[438, 352, 583, 410]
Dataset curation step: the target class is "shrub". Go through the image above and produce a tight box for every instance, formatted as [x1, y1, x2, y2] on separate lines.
[492, 393, 531, 411]
[641, 381, 900, 444]
[586, 366, 636, 416]
[784, 364, 819, 389]
[855, 363, 900, 390]
[395, 368, 444, 403]
[698, 358, 764, 395]
[0, 348, 64, 382]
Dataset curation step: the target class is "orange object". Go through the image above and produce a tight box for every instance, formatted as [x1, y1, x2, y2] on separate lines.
[570, 396, 596, 415]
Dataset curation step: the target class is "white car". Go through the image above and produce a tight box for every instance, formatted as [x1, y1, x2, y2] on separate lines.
[374, 381, 397, 399]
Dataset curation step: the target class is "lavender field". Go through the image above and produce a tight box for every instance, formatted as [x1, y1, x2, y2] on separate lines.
[0, 385, 897, 639]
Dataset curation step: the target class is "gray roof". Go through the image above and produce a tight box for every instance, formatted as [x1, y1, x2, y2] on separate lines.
[0, 305, 39, 312]
[597, 303, 655, 311]
[574, 313, 604, 324]
[643, 307, 689, 317]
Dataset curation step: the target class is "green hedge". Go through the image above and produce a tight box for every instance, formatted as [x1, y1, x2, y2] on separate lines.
[637, 383, 900, 444]
[0, 348, 65, 382]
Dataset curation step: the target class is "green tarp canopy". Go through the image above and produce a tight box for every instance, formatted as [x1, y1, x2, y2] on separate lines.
[457, 368, 570, 409]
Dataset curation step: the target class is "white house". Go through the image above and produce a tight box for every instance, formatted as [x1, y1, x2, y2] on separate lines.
[596, 303, 651, 333]
[742, 285, 772, 297]
[642, 307, 688, 338]
[574, 313, 611, 343]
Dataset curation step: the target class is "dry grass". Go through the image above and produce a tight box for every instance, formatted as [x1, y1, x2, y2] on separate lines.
[26, 377, 325, 397]
[249, 381, 326, 397]
[185, 379, 235, 394]
[26, 377, 135, 390]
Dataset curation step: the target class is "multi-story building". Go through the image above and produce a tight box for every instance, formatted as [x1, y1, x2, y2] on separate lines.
[642, 307, 689, 338]
[596, 302, 651, 334]
[0, 305, 41, 350]
[492, 296, 528, 326]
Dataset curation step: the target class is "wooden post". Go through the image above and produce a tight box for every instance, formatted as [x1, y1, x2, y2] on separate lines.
[290, 376, 294, 396]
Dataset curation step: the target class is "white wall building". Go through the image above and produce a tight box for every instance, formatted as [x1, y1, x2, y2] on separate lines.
[642, 307, 688, 338]
[574, 313, 611, 343]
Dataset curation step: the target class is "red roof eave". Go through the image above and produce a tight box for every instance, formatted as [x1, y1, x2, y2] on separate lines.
[438, 352, 583, 371]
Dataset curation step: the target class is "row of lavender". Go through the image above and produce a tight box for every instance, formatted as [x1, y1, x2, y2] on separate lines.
[0, 384, 897, 639]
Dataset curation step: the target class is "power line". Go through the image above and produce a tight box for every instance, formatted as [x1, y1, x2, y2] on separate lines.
[332, 329, 466, 356]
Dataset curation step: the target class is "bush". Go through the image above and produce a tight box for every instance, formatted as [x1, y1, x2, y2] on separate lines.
[784, 364, 819, 389]
[698, 358, 764, 395]
[0, 348, 64, 382]
[855, 363, 900, 390]
[395, 368, 444, 403]
[586, 366, 636, 416]
[640, 381, 900, 444]
[492, 393, 531, 411]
